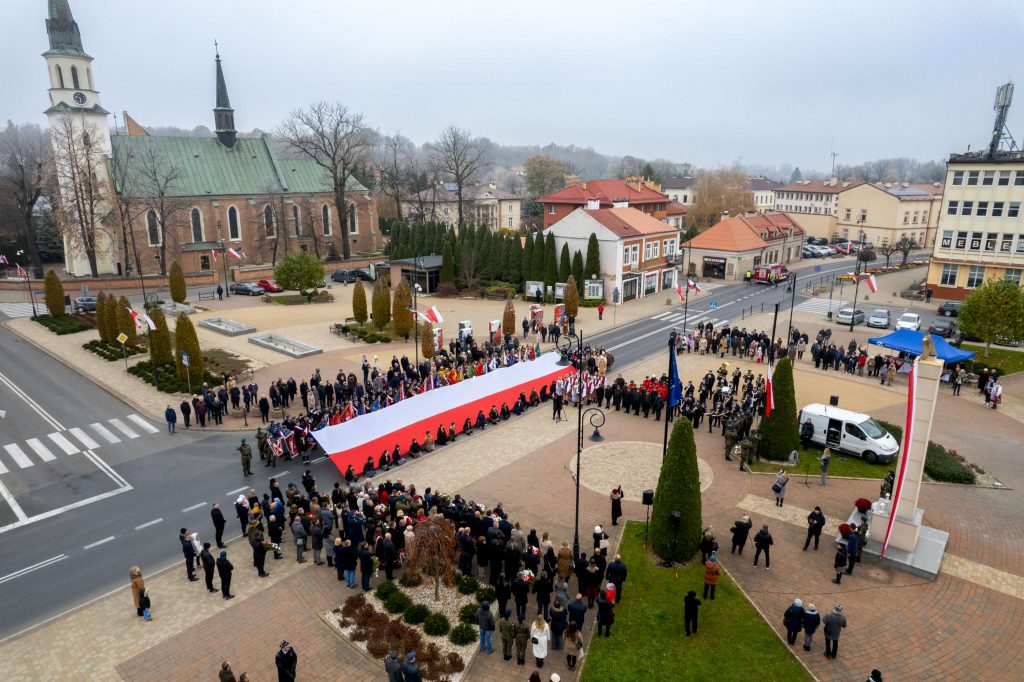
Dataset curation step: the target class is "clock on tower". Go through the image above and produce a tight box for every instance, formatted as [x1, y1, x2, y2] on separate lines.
[73, 91, 87, 106]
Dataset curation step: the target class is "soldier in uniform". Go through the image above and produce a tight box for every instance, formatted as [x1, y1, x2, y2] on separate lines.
[238, 438, 253, 476]
[513, 614, 530, 665]
[499, 609, 516, 661]
[724, 417, 739, 460]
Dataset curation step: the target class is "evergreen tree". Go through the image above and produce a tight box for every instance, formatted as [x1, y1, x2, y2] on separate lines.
[544, 233, 558, 288]
[102, 295, 118, 345]
[148, 306, 173, 365]
[371, 281, 391, 330]
[44, 270, 65, 317]
[95, 292, 110, 343]
[421, 320, 435, 359]
[440, 241, 455, 284]
[502, 298, 516, 337]
[388, 223, 403, 257]
[497, 236, 512, 283]
[584, 233, 601, 280]
[522, 233, 534, 283]
[413, 222, 427, 256]
[452, 230, 462, 283]
[116, 295, 138, 347]
[508, 236, 523, 286]
[392, 277, 414, 341]
[564, 275, 580, 318]
[352, 279, 368, 325]
[531, 232, 545, 281]
[168, 261, 186, 304]
[572, 250, 584, 294]
[759, 358, 799, 460]
[174, 313, 204, 386]
[478, 231, 493, 282]
[433, 223, 446, 255]
[651, 417, 703, 563]
[559, 243, 571, 283]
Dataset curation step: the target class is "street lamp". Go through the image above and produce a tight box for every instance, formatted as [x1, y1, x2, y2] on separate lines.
[216, 220, 230, 298]
[556, 329, 606, 560]
[15, 250, 38, 317]
[849, 219, 867, 332]
[412, 253, 423, 367]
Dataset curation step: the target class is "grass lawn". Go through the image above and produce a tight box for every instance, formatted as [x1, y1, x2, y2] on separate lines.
[747, 445, 888, 479]
[962, 343, 1024, 376]
[581, 521, 811, 682]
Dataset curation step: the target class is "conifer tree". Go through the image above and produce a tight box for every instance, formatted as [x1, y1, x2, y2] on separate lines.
[95, 292, 110, 343]
[585, 232, 602, 281]
[544, 233, 558, 288]
[651, 417, 703, 563]
[116, 295, 138, 346]
[759, 358, 800, 460]
[440, 241, 455, 284]
[44, 270, 65, 317]
[521, 233, 534, 283]
[421, 320, 435, 359]
[531, 232, 545, 281]
[371, 281, 391, 330]
[168, 261, 186, 304]
[508, 235, 523, 286]
[174, 313, 204, 386]
[148, 306, 173, 365]
[559, 243, 571, 283]
[502, 298, 516, 337]
[564, 275, 580, 318]
[572, 250, 585, 295]
[392, 277, 414, 341]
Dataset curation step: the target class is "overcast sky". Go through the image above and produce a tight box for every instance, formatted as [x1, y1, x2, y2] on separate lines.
[4, 0, 1024, 170]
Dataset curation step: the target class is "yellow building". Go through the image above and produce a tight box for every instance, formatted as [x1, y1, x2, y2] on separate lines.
[835, 183, 942, 248]
[402, 183, 522, 231]
[927, 152, 1024, 300]
[773, 178, 857, 239]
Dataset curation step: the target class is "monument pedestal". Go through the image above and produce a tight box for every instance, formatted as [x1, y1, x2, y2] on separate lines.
[864, 504, 948, 579]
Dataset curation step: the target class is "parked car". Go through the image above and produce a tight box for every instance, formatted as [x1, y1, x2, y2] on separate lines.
[257, 279, 283, 293]
[74, 295, 97, 313]
[937, 301, 961, 317]
[927, 318, 963, 345]
[895, 312, 921, 331]
[835, 307, 865, 325]
[229, 282, 264, 296]
[867, 309, 890, 329]
[332, 269, 356, 283]
[802, 246, 821, 258]
[354, 268, 375, 281]
[834, 241, 856, 254]
[811, 237, 830, 246]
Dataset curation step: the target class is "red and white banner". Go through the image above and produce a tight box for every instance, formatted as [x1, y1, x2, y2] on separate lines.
[414, 305, 444, 325]
[688, 278, 702, 293]
[847, 272, 877, 293]
[127, 306, 157, 331]
[882, 357, 917, 557]
[226, 247, 245, 261]
[764, 361, 775, 417]
[318, 353, 572, 474]
[675, 283, 686, 302]
[211, 249, 218, 261]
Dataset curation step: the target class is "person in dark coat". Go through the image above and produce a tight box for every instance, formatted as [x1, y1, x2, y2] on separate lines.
[832, 542, 848, 584]
[401, 651, 423, 682]
[684, 590, 701, 636]
[180, 527, 198, 581]
[511, 571, 530, 620]
[595, 592, 615, 637]
[609, 486, 624, 526]
[804, 507, 826, 551]
[730, 515, 752, 555]
[357, 541, 374, 591]
[200, 542, 217, 592]
[476, 600, 496, 654]
[567, 593, 587, 630]
[216, 550, 234, 599]
[384, 650, 403, 682]
[495, 572, 512, 616]
[845, 529, 860, 576]
[784, 598, 805, 645]
[211, 503, 227, 548]
[275, 641, 297, 682]
[605, 554, 627, 603]
[179, 399, 192, 428]
[802, 603, 821, 651]
[752, 525, 773, 569]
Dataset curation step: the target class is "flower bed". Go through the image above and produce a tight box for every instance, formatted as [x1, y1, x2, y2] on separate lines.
[128, 360, 223, 394]
[34, 314, 91, 335]
[82, 339, 144, 361]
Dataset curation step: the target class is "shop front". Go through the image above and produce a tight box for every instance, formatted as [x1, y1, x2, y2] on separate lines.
[702, 256, 727, 279]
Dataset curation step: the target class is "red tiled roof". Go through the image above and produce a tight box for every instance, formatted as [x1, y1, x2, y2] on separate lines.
[684, 212, 803, 252]
[775, 179, 863, 194]
[666, 201, 687, 215]
[584, 207, 678, 238]
[537, 179, 668, 206]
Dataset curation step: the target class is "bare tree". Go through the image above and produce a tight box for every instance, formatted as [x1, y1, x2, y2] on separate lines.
[877, 241, 898, 268]
[689, 166, 755, 229]
[49, 115, 110, 277]
[133, 142, 188, 275]
[375, 131, 418, 220]
[0, 122, 49, 276]
[429, 125, 488, 232]
[278, 102, 376, 260]
[109, 142, 150, 277]
[252, 182, 289, 266]
[403, 513, 458, 602]
[895, 236, 916, 266]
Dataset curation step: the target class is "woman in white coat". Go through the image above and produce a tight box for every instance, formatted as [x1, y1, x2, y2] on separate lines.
[530, 613, 551, 668]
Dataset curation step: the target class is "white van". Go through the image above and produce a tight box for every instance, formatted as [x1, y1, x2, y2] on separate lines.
[797, 403, 899, 464]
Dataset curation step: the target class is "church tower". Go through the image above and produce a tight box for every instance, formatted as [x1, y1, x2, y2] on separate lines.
[214, 46, 237, 148]
[43, 0, 116, 275]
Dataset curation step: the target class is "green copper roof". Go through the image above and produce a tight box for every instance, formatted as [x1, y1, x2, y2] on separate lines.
[45, 101, 109, 115]
[110, 134, 367, 199]
[46, 0, 87, 57]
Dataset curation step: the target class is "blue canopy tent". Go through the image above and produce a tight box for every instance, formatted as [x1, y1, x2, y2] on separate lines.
[867, 328, 975, 364]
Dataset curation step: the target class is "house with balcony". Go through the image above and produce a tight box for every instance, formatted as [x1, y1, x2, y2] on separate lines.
[835, 182, 943, 249]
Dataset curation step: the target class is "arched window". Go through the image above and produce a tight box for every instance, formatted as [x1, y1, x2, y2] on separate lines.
[292, 205, 301, 237]
[263, 204, 276, 237]
[86, 67, 93, 90]
[348, 204, 358, 234]
[146, 210, 161, 246]
[321, 204, 331, 236]
[228, 206, 240, 240]
[190, 207, 204, 243]
[55, 65, 65, 89]
[71, 65, 80, 89]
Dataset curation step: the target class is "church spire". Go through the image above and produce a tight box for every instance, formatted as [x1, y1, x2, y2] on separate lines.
[45, 0, 86, 56]
[213, 43, 237, 148]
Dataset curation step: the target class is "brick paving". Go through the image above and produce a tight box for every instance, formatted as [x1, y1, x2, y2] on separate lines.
[1, 341, 1023, 680]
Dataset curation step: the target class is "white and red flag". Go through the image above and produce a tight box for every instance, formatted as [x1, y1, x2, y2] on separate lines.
[882, 358, 918, 557]
[127, 306, 157, 331]
[226, 247, 245, 261]
[764, 360, 775, 417]
[414, 305, 444, 324]
[675, 283, 686, 302]
[688, 278, 703, 293]
[847, 272, 878, 293]
[211, 249, 218, 261]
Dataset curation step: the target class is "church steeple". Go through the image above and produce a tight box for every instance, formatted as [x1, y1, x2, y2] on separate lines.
[46, 0, 86, 56]
[213, 44, 237, 149]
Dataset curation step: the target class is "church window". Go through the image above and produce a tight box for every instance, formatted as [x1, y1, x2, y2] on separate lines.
[263, 205, 276, 237]
[71, 66, 80, 90]
[190, 208, 204, 243]
[292, 205, 301, 237]
[228, 206, 240, 240]
[55, 65, 65, 89]
[86, 67, 93, 90]
[348, 204, 358, 234]
[146, 210, 161, 246]
[322, 205, 331, 235]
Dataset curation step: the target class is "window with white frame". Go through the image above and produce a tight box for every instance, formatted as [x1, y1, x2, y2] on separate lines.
[548, 205, 555, 214]
[652, 241, 660, 258]
[940, 263, 958, 286]
[983, 170, 995, 186]
[970, 232, 982, 250]
[913, 211, 919, 224]
[998, 170, 1010, 186]
[1001, 234, 1013, 252]
[228, 206, 240, 240]
[977, 201, 989, 217]
[985, 233, 997, 251]
[952, 171, 964, 185]
[947, 200, 959, 215]
[1015, 171, 1024, 186]
[644, 242, 652, 260]
[1006, 268, 1022, 285]
[1010, 202, 1021, 218]
[664, 239, 675, 255]
[507, 204, 513, 213]
[146, 209, 161, 245]
[993, 201, 1004, 217]
[967, 170, 979, 185]
[508, 217, 513, 227]
[903, 212, 909, 224]
[966, 266, 985, 288]
[1018, 235, 1024, 253]
[962, 201, 974, 216]
[844, 208, 851, 220]
[624, 244, 639, 265]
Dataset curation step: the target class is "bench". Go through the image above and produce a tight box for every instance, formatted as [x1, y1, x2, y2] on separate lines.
[197, 290, 216, 301]
[331, 323, 345, 336]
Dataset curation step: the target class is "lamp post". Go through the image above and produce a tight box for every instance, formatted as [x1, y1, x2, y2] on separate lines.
[849, 220, 866, 332]
[15, 250, 38, 317]
[556, 330, 606, 560]
[216, 220, 230, 298]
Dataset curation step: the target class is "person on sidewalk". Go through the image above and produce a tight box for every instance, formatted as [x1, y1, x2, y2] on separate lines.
[684, 590, 701, 636]
[384, 651, 403, 682]
[292, 515, 308, 563]
[606, 554, 627, 603]
[211, 503, 227, 548]
[595, 591, 615, 637]
[702, 553, 720, 599]
[804, 507, 826, 551]
[180, 528, 198, 582]
[819, 448, 831, 486]
[772, 470, 789, 506]
[597, 303, 605, 320]
[358, 541, 374, 591]
[845, 529, 860, 576]
[565, 622, 583, 671]
[513, 615, 530, 666]
[567, 593, 587, 631]
[179, 400, 191, 429]
[275, 641, 298, 682]
[200, 542, 217, 593]
[784, 598, 805, 645]
[730, 515, 752, 555]
[753, 525, 773, 569]
[216, 550, 234, 599]
[129, 566, 152, 621]
[823, 604, 847, 659]
[802, 603, 821, 651]
[238, 438, 253, 476]
[609, 486, 623, 526]
[499, 609, 515, 661]
[476, 600, 496, 654]
[164, 405, 177, 434]
[531, 613, 551, 666]
[832, 542, 848, 584]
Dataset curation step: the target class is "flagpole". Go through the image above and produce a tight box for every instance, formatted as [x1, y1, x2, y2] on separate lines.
[663, 331, 676, 459]
[770, 302, 780, 354]
[787, 274, 797, 348]
[849, 234, 864, 332]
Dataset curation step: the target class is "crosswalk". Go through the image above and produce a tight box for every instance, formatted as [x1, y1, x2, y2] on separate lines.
[0, 414, 158, 474]
[794, 298, 847, 314]
[649, 309, 730, 329]
[0, 303, 39, 319]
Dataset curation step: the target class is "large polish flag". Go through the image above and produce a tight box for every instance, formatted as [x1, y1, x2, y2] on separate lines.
[316, 352, 573, 474]
[764, 361, 775, 417]
[882, 358, 918, 556]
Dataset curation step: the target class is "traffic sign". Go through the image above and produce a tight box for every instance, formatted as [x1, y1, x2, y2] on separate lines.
[181, 351, 190, 367]
[116, 332, 128, 345]
[708, 301, 718, 310]
[814, 265, 822, 273]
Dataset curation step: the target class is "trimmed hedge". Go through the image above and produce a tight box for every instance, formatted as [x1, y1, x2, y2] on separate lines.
[423, 612, 450, 637]
[878, 421, 977, 484]
[458, 602, 479, 625]
[456, 575, 479, 595]
[271, 292, 335, 305]
[375, 580, 399, 601]
[35, 314, 90, 335]
[448, 623, 477, 646]
[384, 591, 412, 614]
[475, 585, 496, 604]
[403, 603, 430, 625]
[83, 339, 144, 361]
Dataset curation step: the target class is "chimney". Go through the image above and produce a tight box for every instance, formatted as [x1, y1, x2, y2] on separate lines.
[581, 182, 587, 190]
[586, 199, 600, 210]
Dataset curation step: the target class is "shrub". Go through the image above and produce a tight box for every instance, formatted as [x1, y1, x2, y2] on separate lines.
[371, 281, 391, 331]
[168, 261, 186, 303]
[148, 307, 173, 365]
[35, 314, 89, 335]
[651, 418, 702, 564]
[400, 571, 423, 588]
[456, 574, 479, 595]
[385, 591, 412, 614]
[365, 635, 390, 659]
[475, 585, 496, 604]
[375, 580, 400, 601]
[878, 421, 976, 484]
[403, 603, 430, 625]
[44, 270, 65, 317]
[458, 602, 479, 625]
[376, 335, 392, 343]
[341, 593, 367, 617]
[435, 282, 459, 298]
[421, 320, 435, 360]
[174, 314, 204, 386]
[564, 274, 579, 318]
[128, 360, 221, 394]
[759, 358, 799, 460]
[486, 282, 518, 299]
[445, 652, 466, 673]
[83, 339, 143, 361]
[392, 277, 413, 340]
[423, 612, 450, 637]
[448, 623, 477, 646]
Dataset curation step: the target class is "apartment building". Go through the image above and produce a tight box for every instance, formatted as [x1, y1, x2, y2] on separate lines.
[773, 178, 863, 238]
[835, 183, 943, 248]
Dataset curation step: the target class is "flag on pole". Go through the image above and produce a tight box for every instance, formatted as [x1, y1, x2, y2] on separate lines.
[882, 358, 918, 557]
[764, 360, 775, 417]
[688, 278, 703, 293]
[226, 247, 244, 260]
[413, 305, 444, 324]
[127, 306, 157, 331]
[667, 347, 683, 408]
[210, 249, 218, 261]
[0, 255, 8, 264]
[15, 263, 28, 278]
[675, 283, 686, 302]
[863, 273, 878, 293]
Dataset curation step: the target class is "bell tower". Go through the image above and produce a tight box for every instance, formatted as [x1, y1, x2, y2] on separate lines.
[214, 44, 237, 148]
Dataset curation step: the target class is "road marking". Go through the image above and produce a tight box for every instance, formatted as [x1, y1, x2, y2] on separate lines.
[126, 413, 160, 434]
[108, 418, 139, 439]
[181, 502, 207, 512]
[69, 427, 99, 450]
[3, 444, 34, 469]
[89, 422, 121, 445]
[134, 518, 162, 530]
[227, 486, 249, 496]
[275, 470, 290, 479]
[311, 456, 327, 464]
[0, 555, 67, 585]
[25, 438, 56, 462]
[47, 432, 79, 455]
[83, 536, 115, 550]
[650, 310, 678, 320]
[0, 459, 7, 474]
[0, 480, 26, 520]
[605, 311, 713, 352]
[0, 486, 130, 535]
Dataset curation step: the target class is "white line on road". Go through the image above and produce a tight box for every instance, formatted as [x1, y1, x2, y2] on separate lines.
[0, 485, 131, 535]
[69, 427, 99, 450]
[89, 422, 121, 445]
[605, 311, 713, 352]
[47, 432, 79, 455]
[275, 471, 290, 479]
[226, 486, 249, 496]
[0, 555, 67, 585]
[0, 480, 27, 521]
[108, 418, 139, 439]
[83, 536, 115, 550]
[0, 458, 7, 475]
[181, 502, 207, 513]
[134, 518, 163, 530]
[25, 438, 56, 462]
[311, 456, 327, 464]
[126, 414, 160, 434]
[3, 444, 34, 469]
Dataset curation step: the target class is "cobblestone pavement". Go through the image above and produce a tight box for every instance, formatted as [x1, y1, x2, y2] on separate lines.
[2, 323, 1023, 680]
